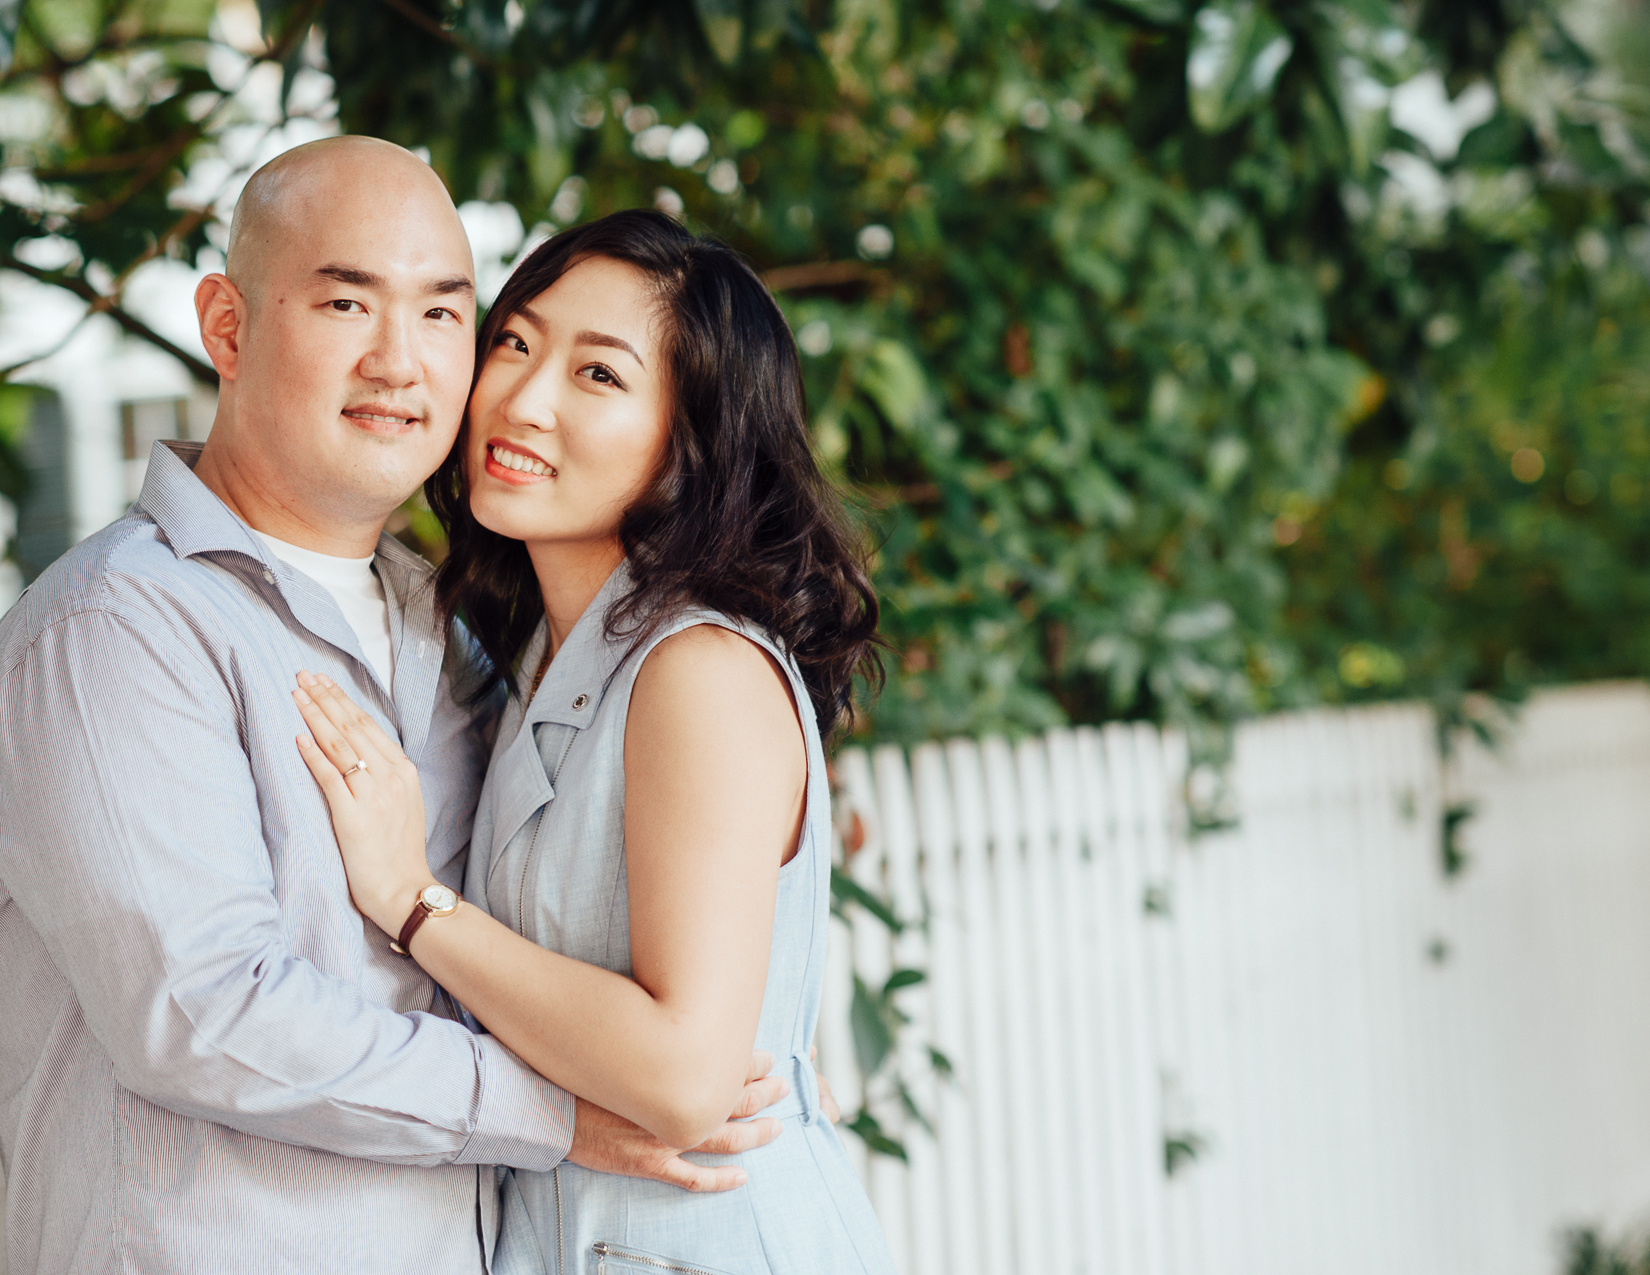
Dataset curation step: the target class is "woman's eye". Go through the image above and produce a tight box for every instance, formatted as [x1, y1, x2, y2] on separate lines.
[580, 363, 623, 387]
[495, 331, 529, 354]
[329, 299, 364, 313]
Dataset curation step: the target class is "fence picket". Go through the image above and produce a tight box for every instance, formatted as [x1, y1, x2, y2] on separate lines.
[813, 687, 1650, 1275]
[1044, 727, 1118, 1274]
[908, 744, 985, 1275]
[1011, 737, 1081, 1275]
[1099, 723, 1172, 1275]
[944, 738, 1020, 1275]
[1074, 725, 1151, 1275]
[979, 736, 1055, 1275]
[834, 748, 912, 1267]
[872, 745, 948, 1275]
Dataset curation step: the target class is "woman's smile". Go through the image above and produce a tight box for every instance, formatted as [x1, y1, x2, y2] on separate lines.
[483, 440, 557, 483]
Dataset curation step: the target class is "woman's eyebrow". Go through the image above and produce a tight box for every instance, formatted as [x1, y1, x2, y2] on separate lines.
[575, 330, 645, 368]
[511, 308, 645, 368]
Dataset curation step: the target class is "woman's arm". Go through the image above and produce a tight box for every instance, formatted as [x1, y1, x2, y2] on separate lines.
[292, 625, 806, 1149]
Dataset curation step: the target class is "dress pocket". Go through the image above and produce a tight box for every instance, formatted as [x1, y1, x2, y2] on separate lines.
[588, 1240, 738, 1275]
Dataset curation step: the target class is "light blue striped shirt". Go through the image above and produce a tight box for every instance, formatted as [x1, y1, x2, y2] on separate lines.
[0, 441, 574, 1275]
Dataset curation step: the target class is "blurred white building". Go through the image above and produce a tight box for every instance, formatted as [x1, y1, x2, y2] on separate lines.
[0, 257, 218, 613]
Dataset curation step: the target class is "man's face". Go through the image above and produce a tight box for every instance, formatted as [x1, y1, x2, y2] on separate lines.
[226, 158, 476, 530]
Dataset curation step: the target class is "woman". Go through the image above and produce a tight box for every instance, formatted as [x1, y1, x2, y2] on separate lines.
[289, 209, 896, 1275]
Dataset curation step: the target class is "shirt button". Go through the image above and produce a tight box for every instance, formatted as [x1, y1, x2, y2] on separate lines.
[572, 694, 589, 710]
[262, 569, 276, 585]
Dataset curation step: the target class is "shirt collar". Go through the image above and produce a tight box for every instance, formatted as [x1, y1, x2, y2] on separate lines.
[137, 440, 277, 569]
[137, 439, 447, 758]
[137, 440, 431, 578]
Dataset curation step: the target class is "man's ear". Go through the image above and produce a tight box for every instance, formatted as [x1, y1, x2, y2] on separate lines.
[195, 274, 247, 381]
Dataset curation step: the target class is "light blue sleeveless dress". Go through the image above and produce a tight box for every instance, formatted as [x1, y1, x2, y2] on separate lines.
[465, 562, 896, 1275]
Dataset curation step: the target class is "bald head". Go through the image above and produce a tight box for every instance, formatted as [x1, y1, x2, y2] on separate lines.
[226, 136, 473, 305]
[192, 133, 479, 556]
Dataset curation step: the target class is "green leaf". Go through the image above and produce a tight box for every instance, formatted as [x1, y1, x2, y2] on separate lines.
[897, 1079, 935, 1137]
[1187, 0, 1294, 132]
[845, 1109, 907, 1161]
[859, 340, 930, 433]
[1165, 1133, 1204, 1176]
[883, 967, 925, 994]
[725, 108, 766, 149]
[1326, 0, 1405, 26]
[1106, 0, 1186, 23]
[694, 0, 743, 64]
[830, 868, 902, 933]
[0, 0, 20, 73]
[1442, 803, 1475, 879]
[850, 975, 895, 1077]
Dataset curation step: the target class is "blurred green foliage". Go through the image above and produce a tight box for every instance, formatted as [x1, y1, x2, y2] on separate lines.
[0, 383, 36, 570]
[3, 0, 1650, 761]
[1565, 1225, 1650, 1275]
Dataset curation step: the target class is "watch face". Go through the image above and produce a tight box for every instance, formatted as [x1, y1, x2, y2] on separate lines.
[421, 884, 458, 912]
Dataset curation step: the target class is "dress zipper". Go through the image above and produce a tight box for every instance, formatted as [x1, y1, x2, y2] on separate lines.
[590, 1242, 727, 1275]
[553, 1160, 565, 1275]
[517, 809, 544, 939]
[520, 726, 578, 1272]
[515, 729, 576, 937]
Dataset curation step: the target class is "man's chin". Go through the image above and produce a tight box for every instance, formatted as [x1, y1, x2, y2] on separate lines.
[315, 458, 446, 528]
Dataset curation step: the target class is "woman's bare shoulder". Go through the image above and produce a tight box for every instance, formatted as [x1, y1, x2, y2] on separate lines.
[630, 622, 802, 741]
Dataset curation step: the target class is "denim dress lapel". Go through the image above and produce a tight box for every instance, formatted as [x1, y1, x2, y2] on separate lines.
[477, 564, 636, 899]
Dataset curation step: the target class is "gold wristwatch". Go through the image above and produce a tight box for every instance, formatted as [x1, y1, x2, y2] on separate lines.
[389, 883, 460, 956]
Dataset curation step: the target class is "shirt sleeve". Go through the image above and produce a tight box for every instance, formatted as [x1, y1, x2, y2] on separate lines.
[0, 607, 574, 1170]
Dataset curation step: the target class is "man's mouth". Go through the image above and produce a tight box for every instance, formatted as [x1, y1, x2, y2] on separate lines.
[488, 443, 556, 478]
[343, 406, 419, 427]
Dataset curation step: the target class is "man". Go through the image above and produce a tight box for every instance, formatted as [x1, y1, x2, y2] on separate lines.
[0, 137, 799, 1274]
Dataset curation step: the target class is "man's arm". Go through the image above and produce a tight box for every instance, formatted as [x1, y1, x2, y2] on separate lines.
[0, 609, 569, 1169]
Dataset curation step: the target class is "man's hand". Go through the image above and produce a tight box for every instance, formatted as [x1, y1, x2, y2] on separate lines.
[807, 1045, 842, 1124]
[567, 1050, 787, 1191]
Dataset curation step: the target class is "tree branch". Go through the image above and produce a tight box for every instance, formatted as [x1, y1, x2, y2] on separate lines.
[75, 125, 203, 222]
[110, 205, 212, 293]
[375, 0, 493, 66]
[68, 0, 326, 225]
[1, 255, 219, 387]
[763, 260, 879, 291]
[0, 312, 92, 381]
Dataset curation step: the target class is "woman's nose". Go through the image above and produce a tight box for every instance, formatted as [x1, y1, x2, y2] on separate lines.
[496, 373, 561, 433]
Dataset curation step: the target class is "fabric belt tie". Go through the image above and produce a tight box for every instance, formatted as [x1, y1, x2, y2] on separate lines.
[748, 1050, 821, 1125]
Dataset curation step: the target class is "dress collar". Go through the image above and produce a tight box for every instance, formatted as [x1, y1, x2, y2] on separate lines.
[515, 559, 637, 730]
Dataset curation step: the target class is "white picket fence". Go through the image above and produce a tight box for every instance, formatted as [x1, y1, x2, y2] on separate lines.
[5, 682, 1650, 1275]
[818, 682, 1650, 1275]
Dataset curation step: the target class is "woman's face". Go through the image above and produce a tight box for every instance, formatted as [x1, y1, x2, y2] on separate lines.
[465, 255, 670, 551]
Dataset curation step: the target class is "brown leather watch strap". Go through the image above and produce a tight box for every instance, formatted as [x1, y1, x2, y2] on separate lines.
[389, 887, 460, 957]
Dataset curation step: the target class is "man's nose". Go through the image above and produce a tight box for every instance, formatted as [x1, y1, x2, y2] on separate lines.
[358, 311, 420, 388]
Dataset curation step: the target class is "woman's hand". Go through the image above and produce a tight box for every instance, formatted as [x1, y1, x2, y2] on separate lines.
[292, 670, 433, 936]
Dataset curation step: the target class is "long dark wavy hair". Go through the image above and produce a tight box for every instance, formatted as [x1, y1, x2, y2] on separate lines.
[427, 209, 882, 736]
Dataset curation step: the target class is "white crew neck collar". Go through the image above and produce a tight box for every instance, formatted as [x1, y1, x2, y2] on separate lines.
[252, 530, 376, 576]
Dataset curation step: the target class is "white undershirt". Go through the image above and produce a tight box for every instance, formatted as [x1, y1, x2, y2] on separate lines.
[253, 530, 395, 691]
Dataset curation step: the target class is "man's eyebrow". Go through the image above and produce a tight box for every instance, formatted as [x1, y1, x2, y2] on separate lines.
[575, 329, 645, 368]
[312, 264, 474, 297]
[314, 264, 383, 287]
[430, 275, 474, 297]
